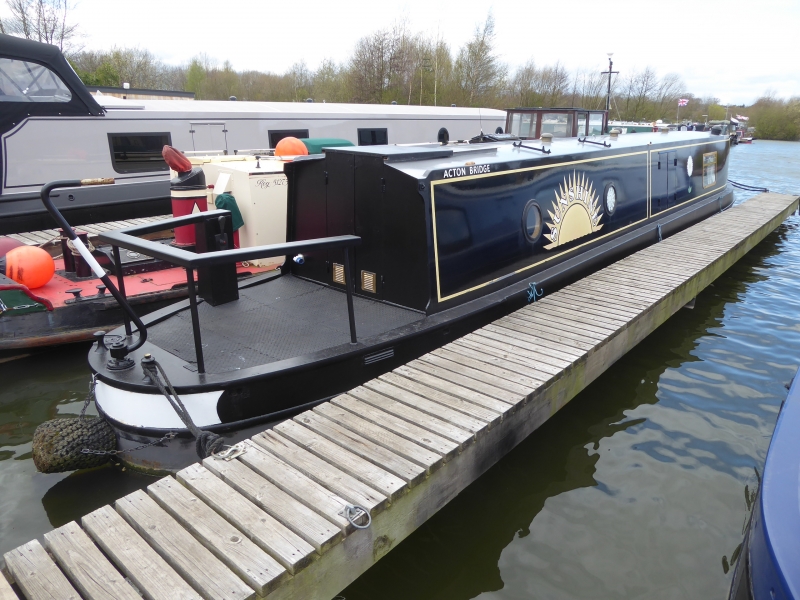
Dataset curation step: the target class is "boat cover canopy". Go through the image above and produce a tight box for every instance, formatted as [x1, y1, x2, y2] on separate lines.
[0, 33, 104, 137]
[299, 138, 354, 154]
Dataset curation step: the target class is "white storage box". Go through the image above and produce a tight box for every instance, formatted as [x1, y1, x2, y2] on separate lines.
[210, 159, 289, 269]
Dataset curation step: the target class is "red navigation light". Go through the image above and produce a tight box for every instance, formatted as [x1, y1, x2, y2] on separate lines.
[162, 145, 192, 173]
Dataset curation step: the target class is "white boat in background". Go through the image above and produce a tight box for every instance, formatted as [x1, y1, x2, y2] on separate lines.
[0, 34, 505, 233]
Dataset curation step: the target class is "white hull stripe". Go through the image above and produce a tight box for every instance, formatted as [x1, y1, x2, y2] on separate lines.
[95, 381, 223, 429]
[170, 189, 207, 199]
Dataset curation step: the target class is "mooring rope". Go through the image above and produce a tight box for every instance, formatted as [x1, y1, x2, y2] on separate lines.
[729, 179, 769, 193]
[141, 355, 225, 459]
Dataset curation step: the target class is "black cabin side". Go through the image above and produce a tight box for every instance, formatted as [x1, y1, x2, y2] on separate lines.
[285, 149, 432, 312]
[285, 132, 730, 318]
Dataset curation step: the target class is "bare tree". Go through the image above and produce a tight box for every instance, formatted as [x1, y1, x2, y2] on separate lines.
[618, 67, 658, 121]
[653, 72, 685, 119]
[539, 62, 570, 107]
[568, 68, 607, 109]
[2, 0, 80, 52]
[312, 58, 349, 103]
[452, 12, 507, 106]
[347, 22, 410, 103]
[288, 61, 312, 101]
[512, 60, 539, 106]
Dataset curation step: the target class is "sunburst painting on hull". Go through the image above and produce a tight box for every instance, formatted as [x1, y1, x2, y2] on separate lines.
[544, 171, 603, 249]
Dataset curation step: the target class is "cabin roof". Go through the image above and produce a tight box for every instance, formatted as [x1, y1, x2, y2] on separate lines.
[353, 130, 727, 179]
[96, 96, 507, 120]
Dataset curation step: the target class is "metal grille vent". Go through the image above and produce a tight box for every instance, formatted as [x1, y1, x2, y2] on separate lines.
[364, 348, 394, 365]
[361, 270, 377, 293]
[332, 263, 345, 284]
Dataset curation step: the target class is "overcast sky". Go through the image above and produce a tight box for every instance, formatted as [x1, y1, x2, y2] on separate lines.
[16, 0, 800, 104]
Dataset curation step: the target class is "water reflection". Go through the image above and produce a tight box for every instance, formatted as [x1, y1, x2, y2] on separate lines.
[0, 344, 153, 564]
[41, 464, 154, 527]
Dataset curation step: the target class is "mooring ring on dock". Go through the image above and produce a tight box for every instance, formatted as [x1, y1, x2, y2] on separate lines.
[342, 503, 371, 529]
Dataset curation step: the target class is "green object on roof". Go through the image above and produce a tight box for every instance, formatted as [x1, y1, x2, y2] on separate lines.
[214, 193, 244, 231]
[299, 138, 354, 155]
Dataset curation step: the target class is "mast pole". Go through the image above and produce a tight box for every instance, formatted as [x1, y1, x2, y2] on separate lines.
[601, 53, 619, 128]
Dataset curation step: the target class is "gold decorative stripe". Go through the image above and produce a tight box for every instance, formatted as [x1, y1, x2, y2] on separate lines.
[430, 146, 727, 303]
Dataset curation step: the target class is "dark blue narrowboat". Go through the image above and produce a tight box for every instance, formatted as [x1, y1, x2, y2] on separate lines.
[44, 127, 732, 472]
[728, 370, 800, 600]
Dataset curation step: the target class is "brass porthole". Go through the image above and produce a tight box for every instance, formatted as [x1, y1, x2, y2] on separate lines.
[522, 200, 543, 243]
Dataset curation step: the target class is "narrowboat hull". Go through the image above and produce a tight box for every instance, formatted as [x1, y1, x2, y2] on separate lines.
[727, 368, 800, 600]
[85, 131, 732, 473]
[87, 133, 733, 473]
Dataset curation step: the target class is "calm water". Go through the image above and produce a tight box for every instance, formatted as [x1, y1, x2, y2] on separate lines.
[2, 141, 799, 599]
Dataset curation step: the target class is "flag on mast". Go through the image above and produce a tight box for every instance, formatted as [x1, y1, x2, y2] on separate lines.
[678, 98, 689, 106]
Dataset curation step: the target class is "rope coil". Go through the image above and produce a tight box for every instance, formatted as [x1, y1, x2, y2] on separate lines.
[66, 238, 96, 256]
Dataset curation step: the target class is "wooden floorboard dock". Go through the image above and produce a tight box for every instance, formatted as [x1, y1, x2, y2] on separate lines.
[3, 193, 797, 600]
[6, 215, 172, 249]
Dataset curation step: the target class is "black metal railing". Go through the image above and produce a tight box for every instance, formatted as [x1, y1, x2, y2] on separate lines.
[97, 210, 361, 374]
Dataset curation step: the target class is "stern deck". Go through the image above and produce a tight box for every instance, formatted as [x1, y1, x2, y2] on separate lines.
[146, 275, 424, 373]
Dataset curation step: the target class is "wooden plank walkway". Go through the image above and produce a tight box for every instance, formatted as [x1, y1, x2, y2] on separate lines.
[2, 193, 796, 600]
[5, 215, 172, 248]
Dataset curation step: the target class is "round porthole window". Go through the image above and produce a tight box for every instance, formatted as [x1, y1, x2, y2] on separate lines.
[604, 184, 617, 215]
[522, 200, 543, 243]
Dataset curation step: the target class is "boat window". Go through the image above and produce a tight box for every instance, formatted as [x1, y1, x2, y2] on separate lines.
[509, 113, 521, 136]
[577, 113, 587, 136]
[108, 133, 172, 173]
[522, 200, 543, 243]
[588, 113, 604, 135]
[541, 113, 573, 138]
[358, 128, 388, 146]
[702, 152, 717, 188]
[0, 58, 72, 103]
[268, 129, 309, 148]
[519, 113, 537, 138]
[603, 183, 617, 215]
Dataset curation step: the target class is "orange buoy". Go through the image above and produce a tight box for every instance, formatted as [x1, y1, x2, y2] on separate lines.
[274, 137, 308, 157]
[5, 246, 55, 289]
[0, 236, 24, 258]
